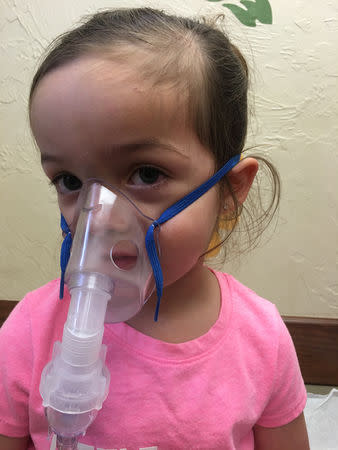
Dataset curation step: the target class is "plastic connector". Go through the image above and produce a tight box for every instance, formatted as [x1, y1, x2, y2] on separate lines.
[40, 279, 111, 443]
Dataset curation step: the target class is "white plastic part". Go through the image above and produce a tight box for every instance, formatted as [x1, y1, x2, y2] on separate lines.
[40, 181, 157, 447]
[40, 279, 111, 443]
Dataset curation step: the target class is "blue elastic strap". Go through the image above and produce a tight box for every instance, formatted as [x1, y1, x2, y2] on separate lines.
[59, 214, 72, 299]
[145, 154, 241, 321]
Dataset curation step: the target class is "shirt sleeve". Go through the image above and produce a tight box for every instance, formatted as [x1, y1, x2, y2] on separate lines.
[0, 297, 32, 437]
[256, 308, 307, 428]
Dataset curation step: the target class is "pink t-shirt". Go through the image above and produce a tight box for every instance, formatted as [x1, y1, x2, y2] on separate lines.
[0, 271, 307, 450]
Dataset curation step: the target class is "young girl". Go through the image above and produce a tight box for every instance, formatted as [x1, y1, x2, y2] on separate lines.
[0, 7, 309, 450]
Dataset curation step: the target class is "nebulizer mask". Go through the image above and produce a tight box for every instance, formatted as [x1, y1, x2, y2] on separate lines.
[39, 155, 240, 449]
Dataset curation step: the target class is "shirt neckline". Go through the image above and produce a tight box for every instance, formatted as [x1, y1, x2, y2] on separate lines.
[104, 270, 233, 363]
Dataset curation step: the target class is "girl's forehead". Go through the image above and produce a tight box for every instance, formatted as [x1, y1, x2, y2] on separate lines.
[31, 56, 184, 118]
[30, 55, 215, 174]
[30, 55, 190, 145]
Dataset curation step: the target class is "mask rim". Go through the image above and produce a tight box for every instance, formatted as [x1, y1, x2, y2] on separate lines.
[67, 178, 156, 234]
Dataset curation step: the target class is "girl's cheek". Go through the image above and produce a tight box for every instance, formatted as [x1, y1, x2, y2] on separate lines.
[158, 195, 219, 263]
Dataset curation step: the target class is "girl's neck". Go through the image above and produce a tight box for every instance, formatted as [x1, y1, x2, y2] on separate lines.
[126, 263, 221, 343]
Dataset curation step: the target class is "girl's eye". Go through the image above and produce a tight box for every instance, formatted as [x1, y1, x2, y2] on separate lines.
[130, 166, 165, 186]
[51, 173, 82, 194]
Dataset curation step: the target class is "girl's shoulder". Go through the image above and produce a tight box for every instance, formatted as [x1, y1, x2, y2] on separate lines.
[19, 278, 69, 317]
[21, 278, 64, 307]
[215, 270, 307, 425]
[214, 270, 286, 343]
[216, 270, 281, 313]
[0, 279, 69, 347]
[0, 280, 69, 439]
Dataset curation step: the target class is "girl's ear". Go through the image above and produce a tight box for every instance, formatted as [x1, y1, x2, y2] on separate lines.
[225, 157, 258, 205]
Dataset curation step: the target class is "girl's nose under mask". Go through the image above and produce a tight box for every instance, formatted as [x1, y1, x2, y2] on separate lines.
[60, 154, 240, 322]
[62, 180, 156, 323]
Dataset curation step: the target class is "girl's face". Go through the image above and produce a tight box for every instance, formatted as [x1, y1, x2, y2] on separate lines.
[30, 55, 220, 289]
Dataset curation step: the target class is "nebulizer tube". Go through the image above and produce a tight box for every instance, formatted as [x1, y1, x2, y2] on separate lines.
[40, 276, 111, 449]
[40, 181, 156, 449]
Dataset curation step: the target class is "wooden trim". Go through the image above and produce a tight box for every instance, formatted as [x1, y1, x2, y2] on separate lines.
[1, 301, 337, 385]
[283, 316, 338, 386]
[0, 300, 18, 327]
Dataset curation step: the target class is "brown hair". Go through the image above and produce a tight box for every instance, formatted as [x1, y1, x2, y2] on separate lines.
[29, 7, 280, 261]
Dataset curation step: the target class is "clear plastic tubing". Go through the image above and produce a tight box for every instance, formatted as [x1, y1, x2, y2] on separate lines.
[40, 274, 111, 449]
[64, 285, 109, 364]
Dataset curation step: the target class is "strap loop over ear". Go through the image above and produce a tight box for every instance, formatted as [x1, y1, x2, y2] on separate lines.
[145, 154, 241, 321]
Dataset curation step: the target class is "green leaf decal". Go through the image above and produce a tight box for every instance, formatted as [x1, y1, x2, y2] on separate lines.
[222, 4, 257, 26]
[208, 0, 273, 27]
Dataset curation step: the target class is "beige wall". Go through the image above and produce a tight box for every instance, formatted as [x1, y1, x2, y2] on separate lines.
[0, 0, 337, 317]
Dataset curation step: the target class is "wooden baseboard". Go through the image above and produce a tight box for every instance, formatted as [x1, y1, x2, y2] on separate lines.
[1, 300, 337, 385]
[283, 316, 338, 386]
[0, 300, 18, 327]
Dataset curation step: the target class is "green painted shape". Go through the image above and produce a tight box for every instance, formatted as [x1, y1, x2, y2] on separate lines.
[222, 3, 257, 26]
[208, 0, 273, 27]
[241, 0, 272, 24]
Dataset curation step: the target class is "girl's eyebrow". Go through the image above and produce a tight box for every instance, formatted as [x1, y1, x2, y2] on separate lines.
[104, 138, 189, 159]
[41, 139, 189, 164]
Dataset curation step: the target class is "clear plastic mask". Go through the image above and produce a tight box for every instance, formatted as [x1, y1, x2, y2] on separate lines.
[64, 180, 156, 323]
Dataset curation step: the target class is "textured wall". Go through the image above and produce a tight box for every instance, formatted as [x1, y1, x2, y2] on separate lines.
[0, 0, 337, 317]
